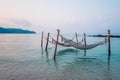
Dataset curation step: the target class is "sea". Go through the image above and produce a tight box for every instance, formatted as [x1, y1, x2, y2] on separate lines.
[0, 34, 120, 80]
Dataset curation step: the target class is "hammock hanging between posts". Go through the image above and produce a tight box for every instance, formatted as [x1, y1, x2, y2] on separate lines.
[51, 35, 107, 50]
[46, 34, 77, 47]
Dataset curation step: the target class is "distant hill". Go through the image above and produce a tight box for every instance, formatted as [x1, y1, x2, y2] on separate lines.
[88, 34, 120, 38]
[0, 27, 36, 34]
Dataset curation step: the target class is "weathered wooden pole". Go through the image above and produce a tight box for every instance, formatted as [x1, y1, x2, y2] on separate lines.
[84, 33, 86, 47]
[108, 30, 111, 56]
[41, 32, 44, 48]
[54, 29, 60, 60]
[45, 33, 50, 51]
[75, 33, 78, 43]
[61, 35, 63, 42]
[84, 33, 87, 56]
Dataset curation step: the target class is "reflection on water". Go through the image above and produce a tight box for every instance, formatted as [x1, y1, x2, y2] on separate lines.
[41, 47, 112, 80]
[57, 48, 79, 56]
[0, 34, 120, 80]
[42, 48, 112, 80]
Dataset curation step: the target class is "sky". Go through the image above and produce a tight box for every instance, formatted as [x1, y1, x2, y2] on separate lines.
[0, 0, 120, 34]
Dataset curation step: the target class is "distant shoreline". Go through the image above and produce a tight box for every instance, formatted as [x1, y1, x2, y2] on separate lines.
[77, 34, 120, 38]
[88, 34, 120, 38]
[0, 27, 36, 34]
[0, 33, 36, 34]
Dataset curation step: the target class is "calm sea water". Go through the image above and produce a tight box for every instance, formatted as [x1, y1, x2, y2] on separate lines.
[0, 34, 120, 80]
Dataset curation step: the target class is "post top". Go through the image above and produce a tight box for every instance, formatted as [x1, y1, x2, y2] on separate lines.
[108, 30, 110, 34]
[57, 29, 60, 33]
[84, 33, 86, 35]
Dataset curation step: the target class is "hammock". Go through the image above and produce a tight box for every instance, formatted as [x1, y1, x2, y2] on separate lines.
[53, 35, 107, 50]
[47, 34, 76, 47]
[52, 38, 72, 47]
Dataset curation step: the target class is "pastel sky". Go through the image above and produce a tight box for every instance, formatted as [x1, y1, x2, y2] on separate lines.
[0, 0, 120, 34]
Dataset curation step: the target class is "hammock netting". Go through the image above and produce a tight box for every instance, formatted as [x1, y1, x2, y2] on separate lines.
[50, 34, 107, 50]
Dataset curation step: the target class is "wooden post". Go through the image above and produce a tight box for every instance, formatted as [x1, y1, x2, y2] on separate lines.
[75, 33, 78, 43]
[84, 33, 86, 55]
[41, 32, 44, 48]
[108, 30, 111, 56]
[45, 33, 50, 51]
[54, 29, 60, 60]
[84, 33, 86, 47]
[61, 35, 63, 42]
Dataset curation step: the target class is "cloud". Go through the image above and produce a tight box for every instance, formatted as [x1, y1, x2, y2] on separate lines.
[0, 17, 34, 30]
[9, 18, 32, 27]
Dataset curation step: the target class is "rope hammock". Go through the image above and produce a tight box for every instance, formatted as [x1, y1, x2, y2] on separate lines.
[44, 34, 76, 47]
[41, 30, 111, 59]
[52, 34, 107, 50]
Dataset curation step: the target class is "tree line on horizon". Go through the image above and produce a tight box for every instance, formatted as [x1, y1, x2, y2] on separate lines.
[0, 27, 36, 34]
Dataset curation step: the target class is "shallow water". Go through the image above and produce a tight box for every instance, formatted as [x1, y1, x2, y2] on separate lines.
[0, 34, 120, 80]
